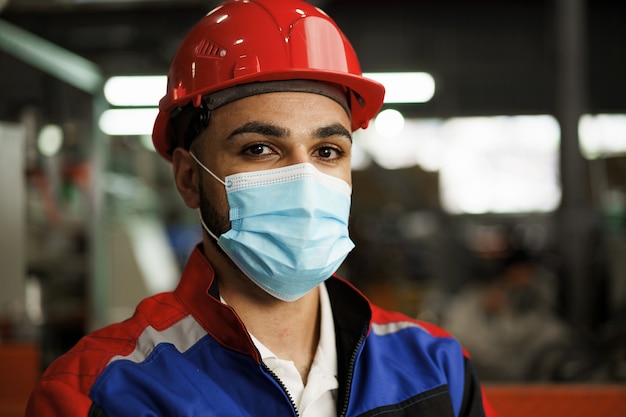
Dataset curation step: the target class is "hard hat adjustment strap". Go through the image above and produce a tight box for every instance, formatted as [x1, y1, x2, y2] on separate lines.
[170, 98, 212, 151]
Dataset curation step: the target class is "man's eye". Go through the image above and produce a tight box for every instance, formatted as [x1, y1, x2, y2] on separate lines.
[246, 144, 271, 155]
[318, 146, 341, 159]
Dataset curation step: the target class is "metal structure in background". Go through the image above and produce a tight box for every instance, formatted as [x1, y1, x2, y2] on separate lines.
[0, 19, 110, 331]
[0, 19, 103, 95]
[0, 123, 26, 319]
[554, 0, 593, 329]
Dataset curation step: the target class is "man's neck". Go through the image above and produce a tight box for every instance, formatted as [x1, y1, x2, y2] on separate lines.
[204, 240, 321, 382]
[230, 288, 321, 384]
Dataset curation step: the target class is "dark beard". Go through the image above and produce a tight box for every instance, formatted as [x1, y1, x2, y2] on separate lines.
[198, 176, 230, 249]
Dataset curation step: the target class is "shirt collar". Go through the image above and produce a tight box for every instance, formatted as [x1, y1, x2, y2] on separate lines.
[315, 282, 338, 376]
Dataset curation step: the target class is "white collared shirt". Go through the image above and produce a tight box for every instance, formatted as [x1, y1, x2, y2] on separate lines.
[249, 283, 339, 417]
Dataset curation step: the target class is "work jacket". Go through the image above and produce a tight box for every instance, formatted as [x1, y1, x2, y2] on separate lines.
[26, 245, 496, 417]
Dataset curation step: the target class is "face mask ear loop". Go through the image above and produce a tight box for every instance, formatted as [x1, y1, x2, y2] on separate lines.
[189, 152, 226, 186]
[189, 152, 225, 242]
[197, 209, 220, 242]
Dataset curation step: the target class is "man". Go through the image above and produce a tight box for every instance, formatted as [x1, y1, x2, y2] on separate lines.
[27, 0, 497, 416]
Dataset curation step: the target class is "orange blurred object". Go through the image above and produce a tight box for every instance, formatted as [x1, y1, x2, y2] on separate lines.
[484, 384, 626, 417]
[0, 344, 40, 417]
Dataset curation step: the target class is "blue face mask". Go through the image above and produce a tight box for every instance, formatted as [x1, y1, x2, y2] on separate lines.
[190, 153, 355, 302]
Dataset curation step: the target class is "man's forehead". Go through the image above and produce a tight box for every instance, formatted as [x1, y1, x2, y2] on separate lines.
[209, 94, 352, 139]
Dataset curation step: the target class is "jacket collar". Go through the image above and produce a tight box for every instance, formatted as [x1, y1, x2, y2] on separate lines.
[174, 245, 261, 361]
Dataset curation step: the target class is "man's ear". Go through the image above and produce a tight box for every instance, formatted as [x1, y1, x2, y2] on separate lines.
[172, 147, 200, 209]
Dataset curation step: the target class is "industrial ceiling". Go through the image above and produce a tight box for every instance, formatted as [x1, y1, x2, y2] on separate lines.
[1, 0, 625, 122]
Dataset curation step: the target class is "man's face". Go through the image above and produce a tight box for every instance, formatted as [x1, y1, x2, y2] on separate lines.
[188, 91, 353, 236]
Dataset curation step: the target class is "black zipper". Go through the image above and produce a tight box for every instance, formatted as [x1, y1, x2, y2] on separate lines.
[338, 333, 365, 417]
[262, 362, 300, 417]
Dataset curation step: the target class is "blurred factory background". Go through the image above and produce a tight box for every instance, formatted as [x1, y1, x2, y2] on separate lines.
[1, 0, 625, 403]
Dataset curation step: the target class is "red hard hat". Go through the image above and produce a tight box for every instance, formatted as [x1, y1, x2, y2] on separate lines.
[152, 0, 385, 161]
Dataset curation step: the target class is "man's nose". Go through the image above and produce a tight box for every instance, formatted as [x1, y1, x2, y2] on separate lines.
[282, 144, 310, 166]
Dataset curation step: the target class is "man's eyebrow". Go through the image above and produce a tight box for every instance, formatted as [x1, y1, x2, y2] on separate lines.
[227, 121, 352, 142]
[315, 123, 352, 142]
[228, 121, 287, 139]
